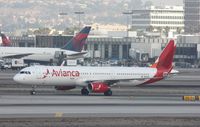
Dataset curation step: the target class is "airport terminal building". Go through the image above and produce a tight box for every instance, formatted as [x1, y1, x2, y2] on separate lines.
[86, 37, 196, 62]
[9, 35, 199, 67]
[85, 37, 131, 60]
[10, 36, 36, 47]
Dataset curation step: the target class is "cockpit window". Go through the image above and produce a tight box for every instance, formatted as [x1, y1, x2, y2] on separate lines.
[20, 71, 31, 74]
[20, 71, 25, 74]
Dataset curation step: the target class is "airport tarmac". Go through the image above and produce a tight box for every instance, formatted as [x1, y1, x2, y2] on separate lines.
[0, 69, 200, 126]
[0, 95, 200, 118]
[0, 95, 200, 127]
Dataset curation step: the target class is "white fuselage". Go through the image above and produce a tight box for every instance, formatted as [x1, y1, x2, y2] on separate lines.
[13, 66, 157, 86]
[0, 47, 78, 62]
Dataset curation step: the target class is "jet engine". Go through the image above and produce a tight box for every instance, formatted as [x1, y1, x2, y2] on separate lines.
[88, 82, 110, 93]
[55, 86, 76, 90]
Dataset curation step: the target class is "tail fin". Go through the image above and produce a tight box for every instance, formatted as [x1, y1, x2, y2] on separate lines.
[0, 33, 11, 46]
[62, 26, 91, 52]
[151, 40, 176, 73]
[141, 40, 176, 85]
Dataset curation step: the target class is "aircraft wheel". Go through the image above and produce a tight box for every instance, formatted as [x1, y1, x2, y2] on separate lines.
[81, 88, 89, 96]
[30, 90, 36, 95]
[104, 89, 112, 96]
[31, 85, 37, 95]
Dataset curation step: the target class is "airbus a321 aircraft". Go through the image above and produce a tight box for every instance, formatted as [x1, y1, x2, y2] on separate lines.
[0, 26, 91, 62]
[13, 40, 176, 96]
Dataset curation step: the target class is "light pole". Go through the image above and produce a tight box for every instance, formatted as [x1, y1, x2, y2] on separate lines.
[74, 11, 84, 31]
[122, 11, 133, 38]
[0, 24, 2, 33]
[122, 11, 133, 60]
[59, 12, 68, 26]
[59, 12, 68, 16]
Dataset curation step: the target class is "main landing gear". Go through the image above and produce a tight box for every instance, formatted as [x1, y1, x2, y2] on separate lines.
[30, 85, 36, 95]
[81, 87, 89, 96]
[104, 89, 112, 96]
[81, 87, 113, 96]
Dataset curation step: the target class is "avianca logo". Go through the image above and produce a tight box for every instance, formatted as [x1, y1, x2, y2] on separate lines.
[52, 69, 80, 77]
[41, 69, 80, 79]
[41, 69, 50, 79]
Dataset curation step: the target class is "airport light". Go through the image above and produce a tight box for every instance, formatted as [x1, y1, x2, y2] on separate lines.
[74, 11, 85, 31]
[0, 24, 2, 33]
[58, 12, 68, 34]
[122, 11, 133, 38]
[59, 12, 68, 16]
[123, 11, 133, 59]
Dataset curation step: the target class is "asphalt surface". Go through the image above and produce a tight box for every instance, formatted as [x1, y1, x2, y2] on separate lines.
[0, 95, 200, 118]
[0, 69, 200, 127]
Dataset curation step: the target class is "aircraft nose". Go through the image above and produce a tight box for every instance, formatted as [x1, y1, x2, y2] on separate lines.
[13, 74, 22, 83]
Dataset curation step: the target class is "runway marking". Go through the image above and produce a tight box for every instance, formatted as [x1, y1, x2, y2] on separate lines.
[183, 96, 200, 101]
[54, 112, 63, 118]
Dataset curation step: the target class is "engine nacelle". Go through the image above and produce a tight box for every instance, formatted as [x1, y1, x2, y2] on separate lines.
[88, 82, 110, 93]
[55, 86, 76, 90]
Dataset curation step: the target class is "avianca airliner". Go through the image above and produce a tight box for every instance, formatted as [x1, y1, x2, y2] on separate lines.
[0, 26, 91, 62]
[13, 40, 176, 96]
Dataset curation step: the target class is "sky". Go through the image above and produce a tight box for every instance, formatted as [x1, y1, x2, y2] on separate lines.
[142, 0, 183, 6]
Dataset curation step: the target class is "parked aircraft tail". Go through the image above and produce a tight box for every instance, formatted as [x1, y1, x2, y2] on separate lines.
[0, 33, 11, 46]
[62, 26, 91, 52]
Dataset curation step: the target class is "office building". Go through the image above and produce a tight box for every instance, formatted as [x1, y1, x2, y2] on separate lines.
[184, 0, 200, 34]
[132, 6, 184, 32]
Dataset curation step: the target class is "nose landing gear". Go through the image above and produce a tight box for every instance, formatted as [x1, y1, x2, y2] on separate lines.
[30, 85, 36, 95]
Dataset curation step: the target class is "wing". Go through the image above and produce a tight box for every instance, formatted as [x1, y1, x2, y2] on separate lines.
[2, 53, 34, 59]
[67, 51, 87, 59]
[83, 77, 162, 86]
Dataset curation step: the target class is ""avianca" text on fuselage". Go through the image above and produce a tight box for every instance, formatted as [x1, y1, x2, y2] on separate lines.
[44, 69, 80, 77]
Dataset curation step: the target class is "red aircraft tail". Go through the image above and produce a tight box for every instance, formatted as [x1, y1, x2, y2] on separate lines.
[1, 33, 11, 46]
[142, 40, 176, 85]
[151, 40, 176, 72]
